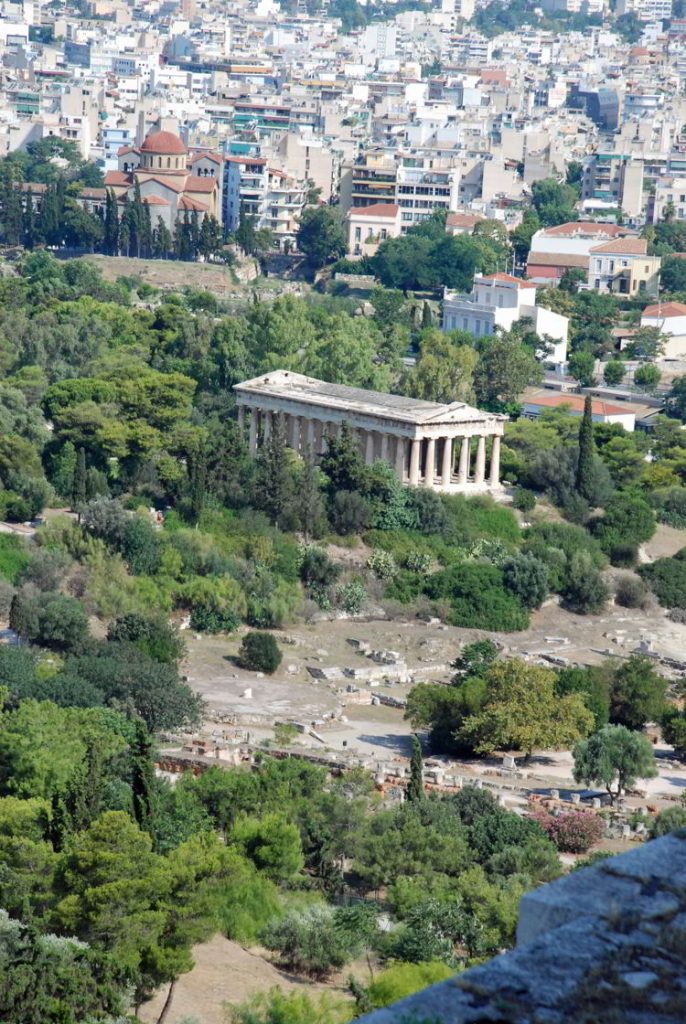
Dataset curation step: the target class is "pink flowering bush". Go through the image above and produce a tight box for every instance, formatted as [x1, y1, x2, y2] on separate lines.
[529, 810, 604, 854]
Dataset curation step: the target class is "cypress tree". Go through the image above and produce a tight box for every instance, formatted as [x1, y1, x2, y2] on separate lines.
[575, 394, 594, 501]
[104, 188, 119, 255]
[407, 734, 425, 802]
[255, 417, 293, 528]
[131, 718, 156, 839]
[73, 446, 87, 511]
[421, 300, 433, 329]
[187, 446, 207, 525]
[153, 216, 172, 258]
[22, 189, 36, 249]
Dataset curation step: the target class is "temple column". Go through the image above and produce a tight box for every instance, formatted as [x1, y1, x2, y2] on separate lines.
[489, 435, 501, 487]
[306, 417, 316, 450]
[441, 437, 453, 487]
[424, 438, 436, 488]
[237, 406, 246, 433]
[262, 410, 272, 444]
[380, 433, 389, 464]
[409, 439, 421, 486]
[458, 436, 470, 485]
[365, 430, 375, 465]
[289, 414, 301, 450]
[395, 438, 406, 481]
[248, 409, 258, 454]
[314, 419, 325, 453]
[475, 435, 486, 485]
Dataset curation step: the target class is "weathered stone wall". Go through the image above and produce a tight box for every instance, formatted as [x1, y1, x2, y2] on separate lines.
[357, 831, 686, 1023]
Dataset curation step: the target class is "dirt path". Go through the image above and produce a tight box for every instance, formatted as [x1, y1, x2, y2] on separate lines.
[139, 936, 348, 1024]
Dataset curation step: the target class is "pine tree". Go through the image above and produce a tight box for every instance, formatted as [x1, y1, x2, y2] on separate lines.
[407, 734, 425, 802]
[575, 394, 594, 501]
[73, 446, 87, 512]
[131, 718, 156, 839]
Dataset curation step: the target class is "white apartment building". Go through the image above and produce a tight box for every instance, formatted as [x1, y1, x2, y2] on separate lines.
[396, 164, 461, 229]
[223, 156, 307, 248]
[650, 177, 686, 223]
[616, 0, 672, 19]
[442, 273, 569, 368]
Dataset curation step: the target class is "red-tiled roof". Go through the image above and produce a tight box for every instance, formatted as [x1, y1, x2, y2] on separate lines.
[141, 130, 187, 155]
[541, 221, 632, 238]
[104, 170, 131, 186]
[590, 237, 648, 255]
[642, 301, 686, 318]
[348, 203, 400, 218]
[178, 196, 208, 211]
[185, 175, 219, 192]
[480, 272, 537, 288]
[446, 212, 484, 228]
[527, 252, 589, 269]
[117, 145, 139, 156]
[526, 394, 632, 416]
[188, 151, 222, 164]
[142, 195, 170, 206]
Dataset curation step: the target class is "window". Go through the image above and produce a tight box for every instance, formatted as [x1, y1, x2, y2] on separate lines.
[595, 258, 602, 270]
[354, 227, 361, 242]
[609, 260, 614, 272]
[462, 317, 469, 329]
[594, 278, 601, 289]
[645, 265, 650, 273]
[367, 228, 374, 240]
[380, 229, 387, 240]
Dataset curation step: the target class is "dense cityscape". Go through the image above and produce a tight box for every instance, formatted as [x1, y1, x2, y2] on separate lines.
[0, 0, 685, 1021]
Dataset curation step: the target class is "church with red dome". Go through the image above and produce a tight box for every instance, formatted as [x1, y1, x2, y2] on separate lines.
[104, 122, 222, 232]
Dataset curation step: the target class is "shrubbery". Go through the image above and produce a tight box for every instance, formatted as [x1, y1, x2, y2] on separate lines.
[638, 549, 686, 609]
[239, 632, 282, 674]
[425, 563, 529, 632]
[529, 810, 604, 853]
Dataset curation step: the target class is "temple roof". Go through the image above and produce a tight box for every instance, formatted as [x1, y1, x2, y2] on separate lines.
[234, 371, 505, 428]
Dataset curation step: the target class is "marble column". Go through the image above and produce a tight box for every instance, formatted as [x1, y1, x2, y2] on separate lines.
[365, 430, 375, 465]
[409, 439, 421, 486]
[458, 436, 470, 485]
[424, 437, 436, 487]
[289, 415, 302, 450]
[262, 410, 272, 444]
[237, 406, 246, 433]
[441, 437, 453, 487]
[306, 417, 316, 450]
[475, 435, 486, 485]
[380, 433, 389, 464]
[395, 438, 406, 481]
[489, 434, 501, 487]
[248, 409, 258, 454]
[314, 419, 325, 453]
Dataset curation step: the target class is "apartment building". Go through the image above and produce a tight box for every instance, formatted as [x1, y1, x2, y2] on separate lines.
[587, 237, 661, 296]
[582, 153, 645, 218]
[527, 222, 636, 282]
[223, 154, 307, 248]
[442, 272, 569, 367]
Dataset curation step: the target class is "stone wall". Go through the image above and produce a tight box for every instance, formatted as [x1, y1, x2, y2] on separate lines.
[356, 831, 686, 1023]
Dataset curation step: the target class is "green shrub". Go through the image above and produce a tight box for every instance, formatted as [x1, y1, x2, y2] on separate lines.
[591, 493, 655, 556]
[425, 563, 529, 632]
[512, 487, 536, 513]
[638, 551, 686, 609]
[337, 579, 366, 615]
[385, 570, 425, 604]
[502, 553, 549, 609]
[614, 575, 649, 609]
[239, 631, 282, 674]
[0, 535, 30, 584]
[650, 487, 686, 528]
[367, 549, 398, 580]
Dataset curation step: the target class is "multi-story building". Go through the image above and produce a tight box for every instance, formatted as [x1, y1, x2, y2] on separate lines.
[616, 0, 672, 19]
[347, 202, 402, 257]
[442, 272, 569, 367]
[582, 153, 645, 218]
[586, 237, 661, 296]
